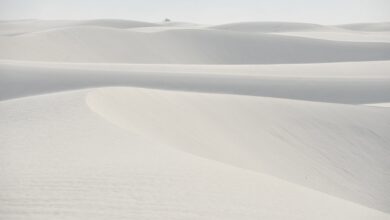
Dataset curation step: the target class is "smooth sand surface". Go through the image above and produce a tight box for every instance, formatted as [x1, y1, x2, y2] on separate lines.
[1, 60, 390, 103]
[1, 20, 390, 219]
[1, 26, 390, 64]
[1, 89, 389, 219]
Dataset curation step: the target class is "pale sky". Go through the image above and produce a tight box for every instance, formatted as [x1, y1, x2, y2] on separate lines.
[0, 0, 389, 24]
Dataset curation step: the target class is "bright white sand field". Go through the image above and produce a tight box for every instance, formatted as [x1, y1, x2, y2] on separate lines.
[1, 20, 390, 219]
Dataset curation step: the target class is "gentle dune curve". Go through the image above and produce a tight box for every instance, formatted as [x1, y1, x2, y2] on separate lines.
[1, 19, 390, 219]
[0, 89, 389, 219]
[210, 21, 390, 43]
[276, 31, 390, 43]
[86, 87, 390, 213]
[0, 19, 160, 36]
[366, 103, 390, 108]
[1, 60, 390, 104]
[339, 22, 390, 32]
[211, 21, 330, 33]
[1, 27, 390, 64]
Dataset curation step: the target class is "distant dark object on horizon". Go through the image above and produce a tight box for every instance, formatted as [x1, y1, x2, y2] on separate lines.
[164, 18, 171, 22]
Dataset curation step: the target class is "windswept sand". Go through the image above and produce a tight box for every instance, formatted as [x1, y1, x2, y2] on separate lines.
[1, 20, 390, 219]
[1, 60, 390, 103]
[1, 26, 390, 64]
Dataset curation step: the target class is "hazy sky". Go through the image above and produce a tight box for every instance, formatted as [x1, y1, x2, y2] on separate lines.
[0, 0, 389, 24]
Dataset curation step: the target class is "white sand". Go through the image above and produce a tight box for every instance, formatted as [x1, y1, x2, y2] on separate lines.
[1, 25, 390, 64]
[211, 22, 390, 43]
[366, 103, 390, 108]
[1, 60, 390, 103]
[1, 20, 390, 219]
[211, 21, 331, 33]
[0, 19, 161, 36]
[277, 31, 390, 43]
[86, 87, 390, 212]
[1, 89, 389, 219]
[338, 22, 390, 32]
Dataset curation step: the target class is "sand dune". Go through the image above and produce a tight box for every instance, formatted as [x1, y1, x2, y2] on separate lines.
[1, 26, 390, 64]
[366, 103, 390, 108]
[211, 21, 390, 33]
[0, 19, 160, 36]
[211, 22, 390, 43]
[211, 21, 330, 33]
[277, 31, 390, 43]
[1, 19, 390, 219]
[339, 22, 390, 32]
[0, 89, 389, 219]
[1, 60, 390, 103]
[87, 87, 390, 213]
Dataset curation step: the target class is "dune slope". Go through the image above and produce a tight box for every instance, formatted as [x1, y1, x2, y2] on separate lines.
[87, 87, 390, 213]
[0, 19, 160, 36]
[1, 27, 390, 64]
[1, 60, 390, 104]
[211, 21, 329, 33]
[1, 19, 390, 219]
[0, 89, 389, 219]
[339, 22, 390, 32]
